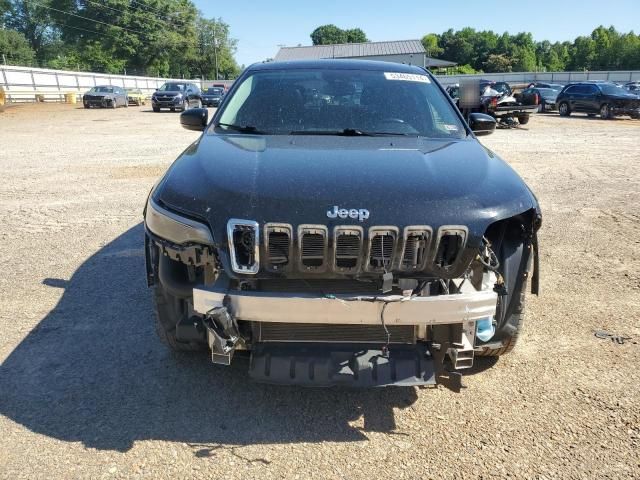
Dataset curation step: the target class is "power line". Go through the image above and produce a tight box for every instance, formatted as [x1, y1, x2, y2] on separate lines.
[129, 0, 192, 21]
[82, 0, 187, 31]
[31, 1, 147, 36]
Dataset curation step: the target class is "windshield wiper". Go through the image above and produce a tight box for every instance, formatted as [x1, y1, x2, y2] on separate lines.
[215, 122, 267, 134]
[289, 128, 411, 137]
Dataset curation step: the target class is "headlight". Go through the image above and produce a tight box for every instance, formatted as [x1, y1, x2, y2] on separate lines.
[145, 198, 214, 245]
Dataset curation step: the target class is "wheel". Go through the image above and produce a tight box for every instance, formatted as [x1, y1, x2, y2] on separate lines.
[153, 105, 160, 112]
[84, 104, 90, 109]
[518, 114, 530, 125]
[124, 99, 128, 108]
[181, 99, 189, 112]
[477, 284, 527, 357]
[153, 282, 203, 352]
[558, 102, 571, 116]
[537, 102, 545, 113]
[195, 99, 202, 108]
[600, 104, 612, 119]
[170, 107, 175, 112]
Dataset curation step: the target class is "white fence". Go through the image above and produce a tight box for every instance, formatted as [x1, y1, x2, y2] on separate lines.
[0, 65, 233, 102]
[434, 70, 640, 86]
[1, 64, 639, 102]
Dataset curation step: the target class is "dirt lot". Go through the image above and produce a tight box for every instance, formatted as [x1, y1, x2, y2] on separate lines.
[0, 103, 638, 479]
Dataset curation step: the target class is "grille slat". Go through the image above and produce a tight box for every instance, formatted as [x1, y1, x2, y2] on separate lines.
[299, 227, 328, 270]
[267, 231, 290, 265]
[369, 232, 396, 270]
[334, 229, 362, 270]
[402, 230, 429, 270]
[259, 322, 415, 344]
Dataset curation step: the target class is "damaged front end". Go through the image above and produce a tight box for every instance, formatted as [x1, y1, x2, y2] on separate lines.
[144, 193, 541, 389]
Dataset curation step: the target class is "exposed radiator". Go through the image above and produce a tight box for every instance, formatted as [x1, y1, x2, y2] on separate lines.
[257, 322, 416, 344]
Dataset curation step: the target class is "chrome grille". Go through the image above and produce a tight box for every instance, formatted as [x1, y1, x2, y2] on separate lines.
[264, 224, 291, 270]
[299, 226, 328, 271]
[434, 228, 467, 269]
[334, 227, 362, 271]
[368, 228, 398, 271]
[258, 322, 416, 344]
[227, 219, 260, 274]
[401, 227, 431, 270]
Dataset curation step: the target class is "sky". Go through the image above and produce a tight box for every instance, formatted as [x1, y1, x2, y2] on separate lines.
[194, 0, 640, 67]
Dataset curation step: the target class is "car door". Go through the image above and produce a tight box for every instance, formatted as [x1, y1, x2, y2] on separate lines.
[578, 84, 599, 113]
[567, 85, 586, 112]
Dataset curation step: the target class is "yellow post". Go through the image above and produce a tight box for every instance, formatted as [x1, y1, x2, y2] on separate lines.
[64, 92, 77, 104]
[0, 87, 5, 106]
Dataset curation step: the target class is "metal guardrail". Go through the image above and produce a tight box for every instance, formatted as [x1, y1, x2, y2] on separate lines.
[0, 65, 220, 103]
[433, 70, 640, 86]
[1, 64, 639, 103]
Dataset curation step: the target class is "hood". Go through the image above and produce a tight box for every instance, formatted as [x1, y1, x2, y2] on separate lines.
[155, 134, 538, 248]
[85, 92, 113, 98]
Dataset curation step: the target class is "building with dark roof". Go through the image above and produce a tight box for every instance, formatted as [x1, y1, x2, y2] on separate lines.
[274, 39, 457, 69]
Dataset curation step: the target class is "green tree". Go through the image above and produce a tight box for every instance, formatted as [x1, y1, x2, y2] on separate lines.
[344, 28, 368, 43]
[0, 28, 35, 64]
[311, 24, 346, 45]
[192, 17, 239, 80]
[2, 0, 53, 59]
[484, 53, 512, 73]
[310, 24, 368, 45]
[421, 33, 443, 57]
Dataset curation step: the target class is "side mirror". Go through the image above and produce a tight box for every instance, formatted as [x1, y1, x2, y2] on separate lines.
[180, 108, 208, 132]
[468, 112, 496, 136]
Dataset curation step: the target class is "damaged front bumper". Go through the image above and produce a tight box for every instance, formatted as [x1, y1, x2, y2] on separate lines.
[191, 276, 498, 387]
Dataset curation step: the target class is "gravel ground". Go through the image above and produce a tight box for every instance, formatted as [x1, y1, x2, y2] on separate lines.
[0, 103, 638, 479]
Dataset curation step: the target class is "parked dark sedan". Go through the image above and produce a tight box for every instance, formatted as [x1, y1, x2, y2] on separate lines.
[83, 85, 128, 109]
[151, 82, 202, 112]
[520, 86, 561, 112]
[202, 87, 225, 107]
[556, 82, 640, 119]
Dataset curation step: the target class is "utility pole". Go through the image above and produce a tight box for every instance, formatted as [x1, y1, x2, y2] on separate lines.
[213, 22, 219, 81]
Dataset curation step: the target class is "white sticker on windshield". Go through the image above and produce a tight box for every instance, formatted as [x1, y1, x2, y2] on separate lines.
[384, 72, 431, 83]
[443, 124, 459, 131]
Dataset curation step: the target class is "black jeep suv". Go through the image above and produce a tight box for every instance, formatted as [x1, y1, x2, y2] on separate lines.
[143, 60, 541, 388]
[556, 82, 640, 119]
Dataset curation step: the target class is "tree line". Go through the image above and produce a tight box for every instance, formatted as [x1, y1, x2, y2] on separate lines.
[310, 24, 640, 73]
[422, 26, 640, 73]
[0, 0, 240, 79]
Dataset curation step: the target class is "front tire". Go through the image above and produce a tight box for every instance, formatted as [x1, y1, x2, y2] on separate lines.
[558, 102, 571, 116]
[153, 105, 160, 112]
[181, 99, 189, 112]
[518, 114, 530, 125]
[600, 104, 612, 119]
[153, 282, 202, 352]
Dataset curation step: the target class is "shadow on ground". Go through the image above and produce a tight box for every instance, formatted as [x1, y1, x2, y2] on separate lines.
[0, 224, 432, 452]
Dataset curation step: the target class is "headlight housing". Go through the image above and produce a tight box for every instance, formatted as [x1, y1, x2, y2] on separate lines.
[145, 198, 214, 245]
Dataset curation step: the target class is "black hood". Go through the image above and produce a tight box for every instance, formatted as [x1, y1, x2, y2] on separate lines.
[85, 92, 114, 98]
[155, 133, 538, 250]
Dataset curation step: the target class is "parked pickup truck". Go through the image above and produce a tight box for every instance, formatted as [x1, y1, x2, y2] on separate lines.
[144, 60, 541, 389]
[447, 81, 539, 125]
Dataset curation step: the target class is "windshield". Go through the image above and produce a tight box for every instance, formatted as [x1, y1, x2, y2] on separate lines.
[536, 88, 558, 97]
[206, 88, 223, 95]
[215, 68, 465, 138]
[600, 84, 628, 95]
[91, 86, 113, 93]
[158, 82, 187, 92]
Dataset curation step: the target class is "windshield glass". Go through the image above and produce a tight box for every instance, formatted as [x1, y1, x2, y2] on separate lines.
[91, 86, 113, 93]
[600, 84, 628, 95]
[206, 88, 223, 94]
[216, 68, 465, 138]
[158, 82, 186, 92]
[537, 88, 558, 96]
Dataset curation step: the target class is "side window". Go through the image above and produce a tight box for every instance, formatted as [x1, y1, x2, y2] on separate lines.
[587, 85, 600, 95]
